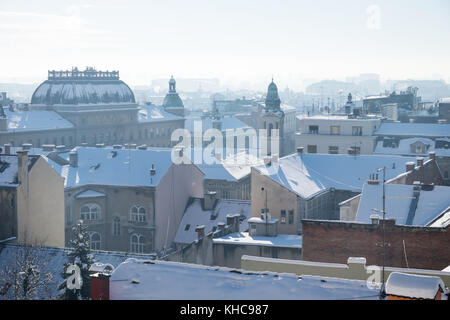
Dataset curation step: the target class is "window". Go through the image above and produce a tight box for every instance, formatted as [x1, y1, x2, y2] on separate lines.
[113, 217, 120, 236]
[89, 232, 101, 250]
[80, 203, 100, 221]
[307, 145, 317, 153]
[184, 224, 191, 231]
[308, 125, 319, 134]
[130, 206, 146, 222]
[130, 234, 145, 253]
[352, 126, 363, 136]
[328, 146, 339, 154]
[330, 126, 340, 135]
[288, 210, 294, 224]
[280, 210, 286, 224]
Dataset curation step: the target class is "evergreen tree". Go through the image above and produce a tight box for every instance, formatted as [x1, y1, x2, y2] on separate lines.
[58, 220, 95, 300]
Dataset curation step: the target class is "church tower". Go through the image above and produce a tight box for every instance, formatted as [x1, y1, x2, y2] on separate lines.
[260, 79, 285, 156]
[162, 76, 185, 117]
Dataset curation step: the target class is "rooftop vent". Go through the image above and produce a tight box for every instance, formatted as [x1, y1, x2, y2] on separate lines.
[150, 164, 156, 176]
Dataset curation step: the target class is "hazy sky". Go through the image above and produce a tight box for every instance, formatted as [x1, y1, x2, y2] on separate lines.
[0, 0, 449, 89]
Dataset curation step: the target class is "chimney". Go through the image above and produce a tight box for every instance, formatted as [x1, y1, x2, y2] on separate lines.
[81, 142, 88, 147]
[17, 150, 29, 191]
[217, 222, 226, 234]
[226, 214, 240, 233]
[4, 144, 11, 155]
[90, 273, 110, 300]
[406, 161, 415, 172]
[416, 157, 424, 167]
[56, 145, 66, 151]
[195, 225, 205, 239]
[367, 179, 379, 185]
[204, 191, 217, 210]
[428, 151, 435, 160]
[113, 145, 122, 149]
[370, 214, 380, 225]
[150, 164, 155, 176]
[95, 143, 105, 148]
[129, 144, 137, 150]
[42, 144, 55, 152]
[69, 151, 78, 167]
[264, 156, 272, 166]
[296, 147, 304, 154]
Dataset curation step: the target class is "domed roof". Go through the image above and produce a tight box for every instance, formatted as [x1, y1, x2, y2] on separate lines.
[265, 79, 281, 111]
[31, 67, 135, 106]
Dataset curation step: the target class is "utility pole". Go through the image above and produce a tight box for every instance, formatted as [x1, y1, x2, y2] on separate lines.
[377, 166, 387, 299]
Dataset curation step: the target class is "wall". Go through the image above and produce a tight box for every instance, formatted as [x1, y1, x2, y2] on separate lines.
[0, 188, 16, 240]
[301, 219, 450, 270]
[154, 163, 204, 251]
[241, 255, 450, 288]
[17, 157, 65, 247]
[250, 167, 299, 235]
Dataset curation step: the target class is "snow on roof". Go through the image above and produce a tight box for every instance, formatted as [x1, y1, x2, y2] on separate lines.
[374, 137, 450, 157]
[0, 244, 156, 299]
[281, 103, 296, 112]
[75, 189, 106, 198]
[253, 153, 417, 199]
[213, 232, 302, 249]
[428, 208, 450, 228]
[185, 116, 251, 133]
[57, 147, 178, 188]
[3, 107, 74, 132]
[173, 198, 250, 244]
[193, 151, 264, 182]
[386, 272, 445, 299]
[296, 114, 380, 122]
[375, 122, 450, 137]
[355, 184, 450, 226]
[110, 258, 378, 300]
[138, 104, 183, 123]
[0, 154, 38, 187]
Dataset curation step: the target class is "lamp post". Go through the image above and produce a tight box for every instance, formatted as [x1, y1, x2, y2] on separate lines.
[377, 166, 387, 299]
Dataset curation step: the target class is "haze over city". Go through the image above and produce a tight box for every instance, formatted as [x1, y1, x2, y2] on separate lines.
[1, 0, 450, 89]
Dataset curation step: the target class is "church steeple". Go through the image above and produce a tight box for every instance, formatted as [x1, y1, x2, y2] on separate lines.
[162, 75, 184, 117]
[265, 79, 281, 111]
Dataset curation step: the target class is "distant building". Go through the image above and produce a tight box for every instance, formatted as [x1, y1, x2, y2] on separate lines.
[439, 97, 450, 123]
[0, 68, 184, 149]
[0, 148, 65, 247]
[363, 87, 420, 113]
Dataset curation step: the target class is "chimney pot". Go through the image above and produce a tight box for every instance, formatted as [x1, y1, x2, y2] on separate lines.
[406, 161, 415, 172]
[416, 157, 424, 167]
[428, 151, 435, 160]
[69, 151, 78, 167]
[195, 225, 205, 239]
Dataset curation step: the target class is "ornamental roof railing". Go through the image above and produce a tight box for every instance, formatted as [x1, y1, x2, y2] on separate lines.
[48, 67, 119, 80]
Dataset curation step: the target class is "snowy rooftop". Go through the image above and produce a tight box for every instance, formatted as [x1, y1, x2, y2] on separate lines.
[193, 151, 264, 182]
[110, 258, 378, 300]
[375, 122, 450, 137]
[57, 147, 181, 188]
[253, 153, 417, 199]
[2, 107, 74, 132]
[138, 104, 184, 123]
[0, 244, 157, 299]
[296, 114, 380, 122]
[386, 272, 445, 299]
[185, 116, 251, 133]
[174, 198, 251, 245]
[374, 137, 450, 157]
[75, 189, 106, 198]
[213, 232, 302, 249]
[0, 154, 38, 187]
[355, 183, 450, 227]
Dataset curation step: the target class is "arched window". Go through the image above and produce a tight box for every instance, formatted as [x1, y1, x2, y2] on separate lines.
[80, 203, 101, 221]
[130, 234, 145, 253]
[130, 206, 146, 222]
[113, 216, 120, 236]
[89, 232, 101, 250]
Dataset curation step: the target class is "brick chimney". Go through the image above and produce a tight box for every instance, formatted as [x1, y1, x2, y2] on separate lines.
[195, 225, 205, 239]
[90, 273, 110, 300]
[416, 157, 424, 167]
[406, 161, 415, 172]
[428, 151, 435, 160]
[69, 151, 78, 167]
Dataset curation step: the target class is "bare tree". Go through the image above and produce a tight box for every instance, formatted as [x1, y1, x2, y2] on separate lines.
[0, 232, 57, 300]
